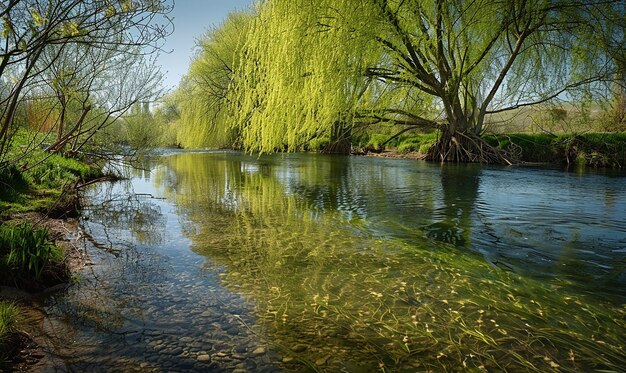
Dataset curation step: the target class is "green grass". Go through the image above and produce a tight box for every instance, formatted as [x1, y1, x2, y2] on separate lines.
[0, 223, 65, 284]
[0, 130, 102, 218]
[485, 132, 626, 166]
[355, 133, 438, 154]
[0, 302, 20, 343]
[24, 152, 101, 189]
[0, 301, 20, 361]
[484, 133, 558, 162]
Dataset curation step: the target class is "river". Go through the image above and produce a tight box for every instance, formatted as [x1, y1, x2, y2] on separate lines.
[38, 151, 625, 372]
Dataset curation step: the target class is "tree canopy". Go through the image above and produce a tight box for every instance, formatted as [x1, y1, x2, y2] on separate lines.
[176, 0, 625, 162]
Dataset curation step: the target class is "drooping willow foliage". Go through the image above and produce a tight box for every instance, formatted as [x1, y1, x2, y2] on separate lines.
[176, 0, 623, 162]
[175, 12, 253, 148]
[229, 1, 378, 153]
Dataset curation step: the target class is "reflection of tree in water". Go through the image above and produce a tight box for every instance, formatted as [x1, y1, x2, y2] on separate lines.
[424, 164, 480, 248]
[83, 179, 166, 246]
[46, 170, 174, 369]
[156, 153, 626, 372]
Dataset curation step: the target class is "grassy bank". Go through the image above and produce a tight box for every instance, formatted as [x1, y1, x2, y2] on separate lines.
[0, 131, 104, 367]
[1, 131, 102, 219]
[356, 132, 626, 167]
[353, 132, 438, 154]
[485, 132, 626, 167]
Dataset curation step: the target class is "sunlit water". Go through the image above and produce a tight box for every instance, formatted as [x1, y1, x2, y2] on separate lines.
[39, 151, 625, 372]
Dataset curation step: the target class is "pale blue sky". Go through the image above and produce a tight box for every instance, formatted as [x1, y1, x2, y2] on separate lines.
[158, 0, 254, 89]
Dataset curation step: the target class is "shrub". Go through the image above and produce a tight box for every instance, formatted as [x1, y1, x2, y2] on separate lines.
[0, 166, 29, 202]
[397, 138, 421, 153]
[484, 133, 558, 162]
[0, 301, 21, 364]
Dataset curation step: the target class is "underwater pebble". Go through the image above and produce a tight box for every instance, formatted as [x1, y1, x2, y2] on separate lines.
[234, 345, 247, 353]
[252, 347, 267, 356]
[282, 356, 294, 363]
[197, 354, 211, 362]
[315, 355, 330, 366]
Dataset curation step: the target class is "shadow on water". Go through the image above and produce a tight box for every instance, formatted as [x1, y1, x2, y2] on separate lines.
[425, 164, 481, 249]
[39, 151, 626, 372]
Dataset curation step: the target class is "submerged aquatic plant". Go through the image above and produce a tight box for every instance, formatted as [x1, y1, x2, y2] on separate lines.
[160, 153, 626, 372]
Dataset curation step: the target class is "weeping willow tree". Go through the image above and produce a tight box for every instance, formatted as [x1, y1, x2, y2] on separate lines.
[180, 0, 622, 162]
[353, 0, 622, 162]
[226, 1, 369, 153]
[175, 11, 253, 148]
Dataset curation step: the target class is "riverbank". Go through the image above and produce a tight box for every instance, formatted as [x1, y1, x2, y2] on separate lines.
[0, 134, 104, 370]
[0, 212, 89, 372]
[354, 132, 626, 167]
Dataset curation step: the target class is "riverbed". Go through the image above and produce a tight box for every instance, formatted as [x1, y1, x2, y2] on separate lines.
[36, 151, 626, 372]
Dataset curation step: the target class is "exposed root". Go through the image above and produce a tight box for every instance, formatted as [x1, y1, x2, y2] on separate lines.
[424, 131, 515, 164]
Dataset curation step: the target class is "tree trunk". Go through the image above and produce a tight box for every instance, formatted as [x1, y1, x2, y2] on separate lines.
[57, 98, 66, 142]
[424, 123, 512, 164]
[322, 121, 352, 154]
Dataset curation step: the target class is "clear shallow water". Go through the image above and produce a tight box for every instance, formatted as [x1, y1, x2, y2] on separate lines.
[40, 152, 625, 372]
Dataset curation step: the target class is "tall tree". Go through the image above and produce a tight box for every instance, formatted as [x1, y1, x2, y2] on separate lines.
[178, 0, 623, 162]
[358, 0, 620, 162]
[228, 0, 386, 154]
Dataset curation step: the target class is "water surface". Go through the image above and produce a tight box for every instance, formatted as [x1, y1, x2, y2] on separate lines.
[41, 152, 626, 372]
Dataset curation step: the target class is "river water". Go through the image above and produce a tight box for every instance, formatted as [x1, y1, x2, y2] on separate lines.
[39, 151, 625, 372]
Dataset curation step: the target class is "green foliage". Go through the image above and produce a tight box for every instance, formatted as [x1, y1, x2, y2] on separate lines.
[0, 301, 20, 357]
[397, 133, 438, 154]
[363, 134, 391, 151]
[0, 166, 29, 203]
[172, 0, 624, 162]
[0, 130, 101, 217]
[0, 223, 63, 282]
[121, 105, 163, 150]
[24, 153, 100, 189]
[485, 133, 558, 162]
[357, 133, 438, 153]
[555, 133, 626, 167]
[4, 129, 100, 189]
[175, 11, 253, 149]
[485, 133, 626, 166]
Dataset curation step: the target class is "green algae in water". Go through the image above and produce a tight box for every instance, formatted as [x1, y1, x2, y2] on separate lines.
[156, 153, 626, 372]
